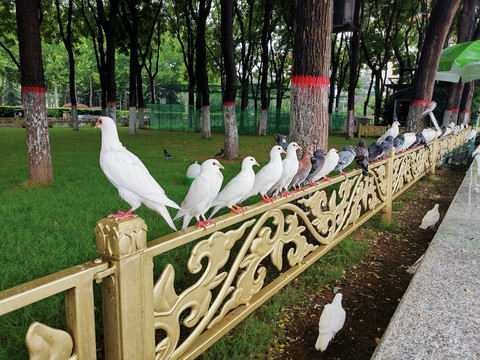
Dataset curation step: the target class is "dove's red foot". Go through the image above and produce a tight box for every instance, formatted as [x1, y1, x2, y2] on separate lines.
[230, 204, 247, 214]
[354, 165, 361, 169]
[322, 177, 333, 182]
[197, 219, 216, 231]
[341, 171, 348, 178]
[295, 186, 305, 191]
[279, 191, 291, 197]
[383, 156, 387, 160]
[261, 194, 274, 203]
[108, 209, 138, 219]
[308, 180, 319, 186]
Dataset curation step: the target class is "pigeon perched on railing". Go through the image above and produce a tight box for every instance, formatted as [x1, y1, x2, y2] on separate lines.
[378, 136, 394, 160]
[464, 129, 476, 142]
[246, 145, 285, 203]
[270, 142, 302, 197]
[164, 148, 174, 160]
[334, 146, 356, 177]
[209, 156, 259, 219]
[419, 204, 440, 229]
[310, 148, 339, 182]
[367, 141, 383, 163]
[354, 140, 369, 176]
[95, 117, 180, 230]
[290, 150, 313, 191]
[174, 159, 224, 230]
[305, 149, 326, 186]
[273, 133, 288, 150]
[378, 119, 400, 143]
[315, 293, 346, 352]
[411, 132, 428, 149]
[393, 135, 405, 153]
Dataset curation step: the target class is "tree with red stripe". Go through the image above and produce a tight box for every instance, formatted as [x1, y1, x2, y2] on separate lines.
[16, 0, 54, 183]
[290, 0, 333, 153]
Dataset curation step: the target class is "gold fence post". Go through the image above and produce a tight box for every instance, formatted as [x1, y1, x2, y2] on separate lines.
[95, 216, 154, 360]
[381, 147, 394, 224]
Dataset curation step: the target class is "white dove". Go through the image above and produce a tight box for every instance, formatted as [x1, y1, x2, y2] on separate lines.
[95, 116, 180, 230]
[174, 159, 224, 230]
[208, 156, 259, 219]
[246, 145, 285, 203]
[315, 293, 346, 352]
[464, 129, 476, 142]
[270, 142, 302, 197]
[421, 128, 436, 143]
[378, 120, 400, 143]
[396, 132, 417, 153]
[311, 148, 339, 182]
[419, 204, 440, 229]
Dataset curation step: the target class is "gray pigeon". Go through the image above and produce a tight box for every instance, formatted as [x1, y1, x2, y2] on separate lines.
[354, 140, 369, 176]
[368, 141, 383, 163]
[411, 132, 428, 149]
[273, 133, 288, 150]
[378, 136, 394, 160]
[305, 149, 326, 186]
[393, 135, 405, 153]
[334, 146, 356, 177]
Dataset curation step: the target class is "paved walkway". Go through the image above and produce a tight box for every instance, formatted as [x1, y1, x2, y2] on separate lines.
[372, 162, 480, 359]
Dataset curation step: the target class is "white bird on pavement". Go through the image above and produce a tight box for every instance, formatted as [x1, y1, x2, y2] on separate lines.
[419, 204, 440, 229]
[270, 142, 302, 197]
[209, 156, 259, 219]
[95, 116, 180, 231]
[174, 159, 224, 230]
[378, 120, 400, 143]
[311, 148, 339, 182]
[315, 293, 346, 352]
[246, 145, 285, 203]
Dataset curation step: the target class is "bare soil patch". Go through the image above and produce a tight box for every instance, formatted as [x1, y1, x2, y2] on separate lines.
[275, 167, 464, 360]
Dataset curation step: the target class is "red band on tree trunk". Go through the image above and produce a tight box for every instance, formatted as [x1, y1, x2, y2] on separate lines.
[410, 100, 431, 105]
[21, 86, 45, 94]
[349, 109, 355, 112]
[445, 108, 459, 112]
[202, 105, 210, 108]
[107, 101, 117, 104]
[462, 110, 471, 113]
[222, 102, 236, 105]
[262, 107, 268, 111]
[291, 75, 329, 87]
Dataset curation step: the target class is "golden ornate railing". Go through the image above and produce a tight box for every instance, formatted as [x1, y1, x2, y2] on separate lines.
[0, 131, 466, 360]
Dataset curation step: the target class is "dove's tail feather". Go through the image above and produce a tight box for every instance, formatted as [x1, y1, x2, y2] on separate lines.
[146, 201, 177, 231]
[208, 205, 223, 220]
[182, 215, 193, 229]
[163, 197, 181, 210]
[315, 331, 334, 352]
[419, 222, 428, 229]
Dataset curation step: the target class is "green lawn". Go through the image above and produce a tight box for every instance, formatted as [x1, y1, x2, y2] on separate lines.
[0, 125, 375, 359]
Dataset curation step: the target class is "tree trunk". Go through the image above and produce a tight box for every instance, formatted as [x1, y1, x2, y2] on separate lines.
[259, 0, 272, 136]
[459, 81, 475, 126]
[221, 0, 239, 159]
[290, 0, 333, 152]
[442, 0, 476, 126]
[16, 0, 54, 183]
[346, 0, 362, 139]
[193, 0, 212, 138]
[406, 0, 461, 132]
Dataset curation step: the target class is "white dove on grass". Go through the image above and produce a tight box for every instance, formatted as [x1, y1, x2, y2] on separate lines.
[174, 159, 224, 230]
[419, 204, 440, 229]
[95, 116, 180, 230]
[209, 156, 259, 219]
[270, 142, 302, 197]
[311, 148, 339, 183]
[246, 145, 285, 203]
[315, 293, 346, 352]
